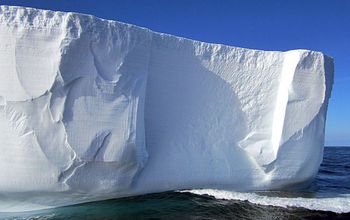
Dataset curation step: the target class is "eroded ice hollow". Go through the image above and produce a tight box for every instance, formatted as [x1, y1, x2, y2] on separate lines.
[0, 6, 333, 212]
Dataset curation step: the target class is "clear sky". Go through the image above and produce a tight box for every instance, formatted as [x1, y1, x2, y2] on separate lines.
[0, 0, 349, 146]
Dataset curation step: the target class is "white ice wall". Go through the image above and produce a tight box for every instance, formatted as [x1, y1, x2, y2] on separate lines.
[0, 6, 333, 211]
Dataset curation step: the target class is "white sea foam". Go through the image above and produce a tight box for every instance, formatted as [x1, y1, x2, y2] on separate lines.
[186, 189, 350, 213]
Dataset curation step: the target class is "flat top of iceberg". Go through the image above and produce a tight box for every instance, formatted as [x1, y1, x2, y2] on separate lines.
[0, 5, 331, 56]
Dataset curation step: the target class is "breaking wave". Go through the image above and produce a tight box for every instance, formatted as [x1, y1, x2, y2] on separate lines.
[186, 189, 350, 213]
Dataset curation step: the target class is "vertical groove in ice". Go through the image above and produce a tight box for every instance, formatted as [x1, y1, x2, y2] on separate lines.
[271, 51, 301, 160]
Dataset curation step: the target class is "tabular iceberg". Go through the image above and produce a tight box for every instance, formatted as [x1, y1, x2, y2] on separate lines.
[0, 6, 333, 212]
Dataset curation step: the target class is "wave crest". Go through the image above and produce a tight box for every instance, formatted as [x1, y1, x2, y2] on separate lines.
[185, 189, 350, 214]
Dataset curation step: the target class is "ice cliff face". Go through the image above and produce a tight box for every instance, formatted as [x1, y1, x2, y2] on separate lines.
[0, 6, 333, 212]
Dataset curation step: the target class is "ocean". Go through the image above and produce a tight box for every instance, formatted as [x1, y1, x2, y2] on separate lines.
[1, 147, 349, 220]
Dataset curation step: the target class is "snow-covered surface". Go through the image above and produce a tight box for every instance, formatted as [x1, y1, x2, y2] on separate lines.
[0, 6, 334, 212]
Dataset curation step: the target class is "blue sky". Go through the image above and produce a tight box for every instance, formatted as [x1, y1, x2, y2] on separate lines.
[0, 0, 349, 146]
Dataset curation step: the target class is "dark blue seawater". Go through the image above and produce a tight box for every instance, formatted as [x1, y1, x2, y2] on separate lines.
[1, 147, 349, 220]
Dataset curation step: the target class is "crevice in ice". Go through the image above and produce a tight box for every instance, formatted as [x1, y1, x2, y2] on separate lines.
[58, 159, 85, 186]
[270, 51, 301, 163]
[80, 131, 112, 161]
[93, 132, 112, 161]
[272, 52, 328, 162]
